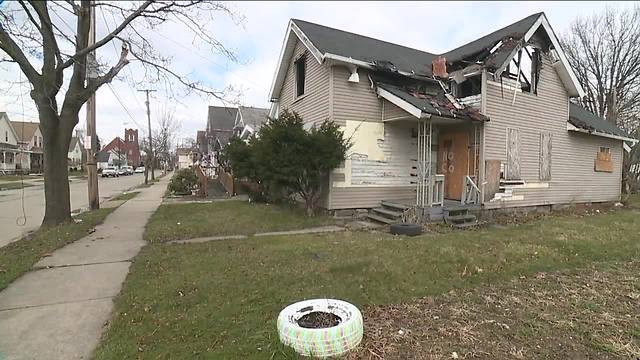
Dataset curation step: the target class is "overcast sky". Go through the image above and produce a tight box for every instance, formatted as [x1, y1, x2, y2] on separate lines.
[0, 1, 636, 145]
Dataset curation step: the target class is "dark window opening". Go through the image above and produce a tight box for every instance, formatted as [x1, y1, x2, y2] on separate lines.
[454, 75, 482, 98]
[295, 55, 306, 97]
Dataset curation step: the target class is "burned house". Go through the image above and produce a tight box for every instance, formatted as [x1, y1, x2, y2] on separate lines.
[268, 13, 637, 224]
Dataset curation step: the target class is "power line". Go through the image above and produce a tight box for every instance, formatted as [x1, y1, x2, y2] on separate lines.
[106, 82, 145, 131]
[100, 7, 146, 114]
[153, 31, 268, 91]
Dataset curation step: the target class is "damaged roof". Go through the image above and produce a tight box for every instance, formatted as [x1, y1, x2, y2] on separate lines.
[371, 73, 488, 122]
[443, 13, 542, 70]
[292, 19, 437, 77]
[568, 103, 630, 139]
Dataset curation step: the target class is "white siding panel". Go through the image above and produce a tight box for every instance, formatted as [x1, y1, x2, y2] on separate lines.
[350, 122, 417, 186]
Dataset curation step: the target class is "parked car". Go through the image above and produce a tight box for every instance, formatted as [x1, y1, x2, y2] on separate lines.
[102, 166, 119, 177]
[134, 166, 145, 174]
[118, 166, 133, 176]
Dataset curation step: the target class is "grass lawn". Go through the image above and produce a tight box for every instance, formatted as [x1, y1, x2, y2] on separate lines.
[111, 191, 139, 201]
[0, 208, 115, 291]
[0, 182, 34, 191]
[95, 207, 640, 359]
[144, 201, 337, 242]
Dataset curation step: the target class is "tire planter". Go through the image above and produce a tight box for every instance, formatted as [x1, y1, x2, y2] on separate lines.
[390, 223, 423, 236]
[277, 299, 363, 358]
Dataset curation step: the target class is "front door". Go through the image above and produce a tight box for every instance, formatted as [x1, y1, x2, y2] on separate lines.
[438, 131, 469, 200]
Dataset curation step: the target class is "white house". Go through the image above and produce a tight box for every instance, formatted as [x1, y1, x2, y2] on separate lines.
[0, 112, 20, 173]
[10, 120, 43, 173]
[68, 136, 84, 170]
[176, 147, 194, 169]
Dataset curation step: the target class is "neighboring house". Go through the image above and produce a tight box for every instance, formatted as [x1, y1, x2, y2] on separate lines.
[0, 112, 19, 173]
[268, 13, 637, 218]
[101, 129, 141, 167]
[96, 151, 112, 170]
[176, 147, 195, 169]
[206, 106, 237, 167]
[9, 119, 43, 173]
[233, 106, 269, 139]
[68, 136, 84, 170]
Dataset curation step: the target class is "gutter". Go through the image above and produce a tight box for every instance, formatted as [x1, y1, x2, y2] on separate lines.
[323, 53, 439, 83]
[566, 122, 639, 144]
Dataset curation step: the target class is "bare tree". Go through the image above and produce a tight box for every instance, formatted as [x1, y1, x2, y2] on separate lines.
[0, 1, 241, 225]
[560, 6, 640, 196]
[153, 106, 180, 173]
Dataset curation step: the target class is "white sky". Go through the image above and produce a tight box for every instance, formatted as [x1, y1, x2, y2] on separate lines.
[0, 1, 637, 145]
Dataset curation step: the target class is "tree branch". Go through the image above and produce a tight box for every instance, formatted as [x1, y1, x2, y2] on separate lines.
[0, 22, 41, 84]
[60, 0, 152, 69]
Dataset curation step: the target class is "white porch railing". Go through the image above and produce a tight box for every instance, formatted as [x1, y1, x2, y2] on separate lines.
[416, 119, 445, 207]
[462, 175, 481, 205]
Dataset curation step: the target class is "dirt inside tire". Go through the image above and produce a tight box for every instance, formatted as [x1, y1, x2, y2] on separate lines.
[297, 311, 342, 329]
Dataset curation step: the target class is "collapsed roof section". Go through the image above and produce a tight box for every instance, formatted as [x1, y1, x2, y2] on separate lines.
[370, 72, 488, 122]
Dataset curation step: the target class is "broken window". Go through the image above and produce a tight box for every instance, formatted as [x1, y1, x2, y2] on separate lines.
[539, 132, 552, 181]
[595, 146, 613, 172]
[295, 55, 306, 98]
[453, 75, 482, 98]
[506, 128, 521, 180]
[503, 45, 541, 94]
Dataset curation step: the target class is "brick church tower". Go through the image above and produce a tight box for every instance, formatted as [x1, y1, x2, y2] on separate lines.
[124, 128, 141, 166]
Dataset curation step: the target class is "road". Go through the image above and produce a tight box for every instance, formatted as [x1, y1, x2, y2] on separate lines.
[0, 173, 155, 247]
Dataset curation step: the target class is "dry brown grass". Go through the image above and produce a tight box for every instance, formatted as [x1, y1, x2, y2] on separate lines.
[348, 262, 640, 359]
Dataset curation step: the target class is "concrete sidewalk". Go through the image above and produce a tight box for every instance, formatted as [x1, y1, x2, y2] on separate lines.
[0, 176, 169, 360]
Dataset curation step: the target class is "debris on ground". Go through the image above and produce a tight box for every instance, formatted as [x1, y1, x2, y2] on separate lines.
[346, 262, 640, 359]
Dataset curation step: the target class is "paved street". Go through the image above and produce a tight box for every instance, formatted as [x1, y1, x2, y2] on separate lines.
[0, 176, 169, 360]
[0, 173, 155, 247]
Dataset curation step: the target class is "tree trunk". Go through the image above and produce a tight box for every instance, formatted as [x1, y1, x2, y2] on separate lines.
[40, 112, 74, 226]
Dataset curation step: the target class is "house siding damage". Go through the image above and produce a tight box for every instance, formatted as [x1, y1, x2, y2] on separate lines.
[483, 56, 622, 208]
[268, 13, 631, 215]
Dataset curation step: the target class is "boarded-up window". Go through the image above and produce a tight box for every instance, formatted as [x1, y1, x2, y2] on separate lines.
[506, 128, 521, 180]
[539, 132, 552, 180]
[595, 146, 613, 172]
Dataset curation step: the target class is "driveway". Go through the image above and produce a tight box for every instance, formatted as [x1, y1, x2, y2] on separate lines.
[0, 173, 155, 247]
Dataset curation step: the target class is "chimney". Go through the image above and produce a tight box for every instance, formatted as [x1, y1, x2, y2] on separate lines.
[432, 56, 448, 78]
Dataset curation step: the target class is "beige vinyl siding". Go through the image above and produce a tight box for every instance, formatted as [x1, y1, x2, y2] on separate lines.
[328, 66, 417, 209]
[331, 186, 415, 209]
[279, 39, 330, 126]
[383, 100, 411, 120]
[483, 56, 622, 209]
[332, 67, 381, 126]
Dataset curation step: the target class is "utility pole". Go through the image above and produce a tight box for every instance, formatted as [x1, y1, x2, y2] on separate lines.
[86, 0, 99, 210]
[138, 89, 156, 183]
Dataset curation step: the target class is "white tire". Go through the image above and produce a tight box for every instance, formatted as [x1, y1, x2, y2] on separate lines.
[277, 299, 363, 358]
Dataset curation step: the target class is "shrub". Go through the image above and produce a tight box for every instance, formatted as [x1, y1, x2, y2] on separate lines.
[168, 168, 198, 195]
[223, 110, 350, 215]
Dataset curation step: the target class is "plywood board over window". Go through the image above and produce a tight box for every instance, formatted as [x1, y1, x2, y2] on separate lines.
[539, 131, 552, 180]
[595, 146, 613, 172]
[506, 128, 521, 180]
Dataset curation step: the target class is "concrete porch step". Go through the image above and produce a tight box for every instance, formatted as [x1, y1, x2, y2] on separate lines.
[380, 201, 410, 212]
[367, 213, 395, 225]
[372, 207, 403, 218]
